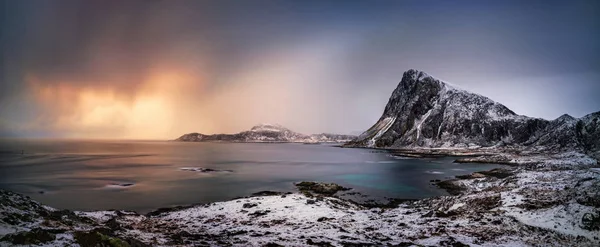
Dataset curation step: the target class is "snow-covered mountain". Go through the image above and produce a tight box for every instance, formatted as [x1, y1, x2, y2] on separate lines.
[176, 124, 356, 143]
[345, 69, 600, 159]
[575, 111, 600, 159]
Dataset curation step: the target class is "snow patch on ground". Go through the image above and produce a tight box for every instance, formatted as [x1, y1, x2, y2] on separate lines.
[368, 116, 396, 147]
[1, 151, 599, 246]
[416, 108, 433, 141]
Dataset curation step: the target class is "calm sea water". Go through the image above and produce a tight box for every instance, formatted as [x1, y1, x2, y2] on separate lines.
[0, 139, 503, 213]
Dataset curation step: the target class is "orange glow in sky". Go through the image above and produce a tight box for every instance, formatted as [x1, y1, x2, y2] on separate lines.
[26, 70, 195, 139]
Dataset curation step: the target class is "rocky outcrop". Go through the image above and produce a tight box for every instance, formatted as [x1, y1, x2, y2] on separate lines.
[294, 181, 350, 196]
[576, 112, 600, 160]
[524, 114, 578, 150]
[346, 69, 600, 159]
[176, 124, 356, 143]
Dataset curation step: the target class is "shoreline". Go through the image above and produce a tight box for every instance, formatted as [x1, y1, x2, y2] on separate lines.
[1, 150, 599, 246]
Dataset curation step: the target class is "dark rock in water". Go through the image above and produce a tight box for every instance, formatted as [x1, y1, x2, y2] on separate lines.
[107, 183, 135, 188]
[0, 228, 55, 245]
[179, 167, 233, 173]
[344, 69, 600, 158]
[295, 181, 350, 196]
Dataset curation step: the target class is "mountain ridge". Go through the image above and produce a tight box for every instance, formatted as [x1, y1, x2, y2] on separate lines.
[176, 124, 356, 143]
[345, 69, 599, 160]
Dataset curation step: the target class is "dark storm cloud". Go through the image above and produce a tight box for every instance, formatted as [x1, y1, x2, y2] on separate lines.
[1, 0, 599, 138]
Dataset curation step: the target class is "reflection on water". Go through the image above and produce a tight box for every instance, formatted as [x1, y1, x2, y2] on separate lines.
[0, 139, 504, 213]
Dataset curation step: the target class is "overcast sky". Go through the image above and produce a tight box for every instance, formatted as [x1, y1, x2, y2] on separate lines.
[1, 0, 599, 139]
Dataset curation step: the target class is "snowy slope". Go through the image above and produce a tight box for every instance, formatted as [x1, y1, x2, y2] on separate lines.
[2, 164, 599, 247]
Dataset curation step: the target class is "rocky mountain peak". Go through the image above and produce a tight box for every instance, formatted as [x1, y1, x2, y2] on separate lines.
[346, 69, 599, 159]
[404, 69, 434, 81]
[555, 114, 576, 123]
[576, 111, 600, 159]
[348, 69, 546, 148]
[385, 69, 515, 120]
[250, 123, 289, 132]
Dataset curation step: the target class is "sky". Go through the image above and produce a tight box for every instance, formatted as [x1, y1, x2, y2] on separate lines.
[1, 0, 599, 139]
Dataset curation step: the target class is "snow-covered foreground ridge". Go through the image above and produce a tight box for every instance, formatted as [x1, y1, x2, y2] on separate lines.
[1, 155, 599, 246]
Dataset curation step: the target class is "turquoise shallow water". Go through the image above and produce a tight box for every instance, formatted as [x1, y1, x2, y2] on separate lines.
[335, 174, 418, 193]
[0, 139, 504, 213]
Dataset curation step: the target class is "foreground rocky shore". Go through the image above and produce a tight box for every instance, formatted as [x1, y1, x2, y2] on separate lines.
[1, 152, 599, 247]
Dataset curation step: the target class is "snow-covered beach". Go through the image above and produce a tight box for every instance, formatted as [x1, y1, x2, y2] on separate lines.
[1, 150, 598, 246]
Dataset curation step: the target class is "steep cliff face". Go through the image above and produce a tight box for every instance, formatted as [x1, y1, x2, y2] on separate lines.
[524, 114, 578, 150]
[348, 69, 548, 148]
[575, 111, 600, 159]
[346, 69, 598, 157]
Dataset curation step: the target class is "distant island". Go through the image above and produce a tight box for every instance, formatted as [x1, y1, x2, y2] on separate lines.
[175, 123, 356, 143]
